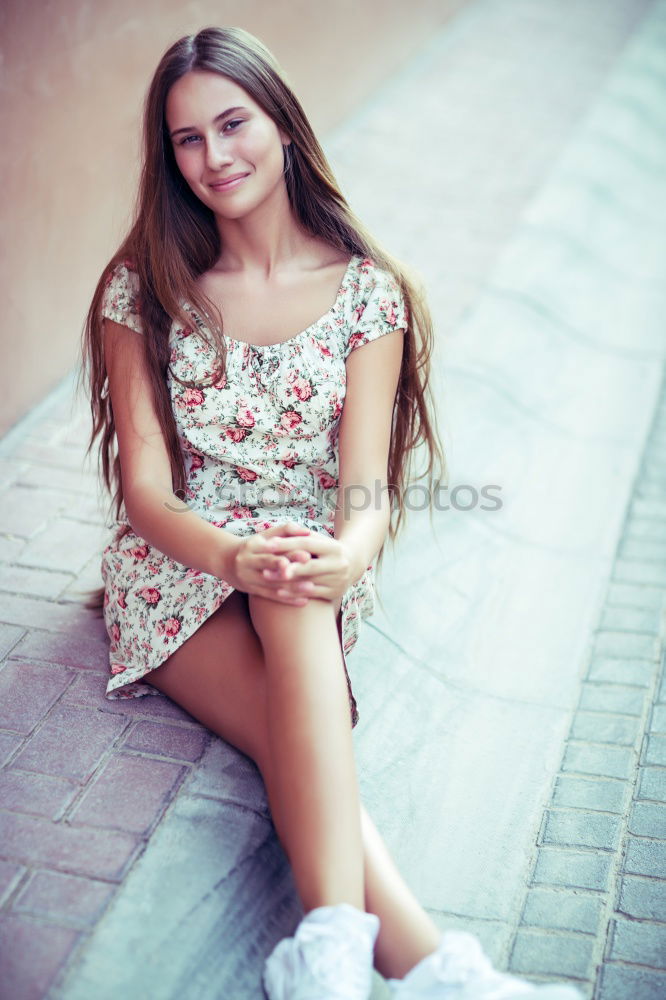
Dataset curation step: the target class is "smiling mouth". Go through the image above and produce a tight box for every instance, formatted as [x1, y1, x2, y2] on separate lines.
[209, 173, 249, 191]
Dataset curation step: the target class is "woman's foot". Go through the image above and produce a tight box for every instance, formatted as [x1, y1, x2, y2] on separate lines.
[385, 929, 584, 999]
[263, 901, 380, 999]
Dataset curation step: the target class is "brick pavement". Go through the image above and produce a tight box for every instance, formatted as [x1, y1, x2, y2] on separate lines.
[507, 375, 666, 998]
[1, 1, 664, 998]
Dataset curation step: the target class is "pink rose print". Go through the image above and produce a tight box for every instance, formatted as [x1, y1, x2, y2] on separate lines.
[237, 407, 255, 428]
[137, 586, 161, 605]
[317, 471, 337, 489]
[236, 466, 258, 483]
[348, 332, 365, 351]
[110, 622, 121, 644]
[157, 617, 181, 638]
[281, 453, 298, 469]
[213, 373, 228, 390]
[231, 506, 253, 519]
[189, 453, 204, 470]
[280, 410, 302, 431]
[352, 304, 366, 324]
[117, 591, 127, 610]
[103, 591, 110, 609]
[176, 387, 205, 409]
[317, 342, 333, 357]
[225, 426, 247, 442]
[128, 544, 150, 560]
[380, 298, 397, 325]
[111, 663, 127, 675]
[292, 378, 313, 401]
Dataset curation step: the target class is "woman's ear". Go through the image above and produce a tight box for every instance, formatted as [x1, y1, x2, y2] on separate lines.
[279, 131, 292, 147]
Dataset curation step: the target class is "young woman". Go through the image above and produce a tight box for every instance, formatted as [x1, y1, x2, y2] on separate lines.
[83, 26, 582, 1000]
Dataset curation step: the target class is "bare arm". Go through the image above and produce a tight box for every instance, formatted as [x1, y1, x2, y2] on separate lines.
[334, 326, 405, 581]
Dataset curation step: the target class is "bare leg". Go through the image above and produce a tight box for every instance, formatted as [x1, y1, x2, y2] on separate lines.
[147, 590, 440, 979]
[247, 592, 365, 914]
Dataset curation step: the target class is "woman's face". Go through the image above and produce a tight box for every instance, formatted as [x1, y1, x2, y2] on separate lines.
[165, 69, 291, 219]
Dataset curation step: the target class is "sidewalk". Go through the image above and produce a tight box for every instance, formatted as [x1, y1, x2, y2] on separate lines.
[1, 1, 665, 998]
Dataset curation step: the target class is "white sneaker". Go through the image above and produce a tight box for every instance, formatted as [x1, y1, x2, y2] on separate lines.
[263, 901, 380, 999]
[386, 930, 584, 1000]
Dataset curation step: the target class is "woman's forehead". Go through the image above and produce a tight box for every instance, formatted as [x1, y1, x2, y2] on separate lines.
[165, 70, 256, 125]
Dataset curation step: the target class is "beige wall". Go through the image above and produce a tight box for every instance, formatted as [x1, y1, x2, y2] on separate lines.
[0, 0, 468, 436]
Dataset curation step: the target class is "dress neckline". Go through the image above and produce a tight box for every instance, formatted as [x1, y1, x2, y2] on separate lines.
[221, 253, 359, 352]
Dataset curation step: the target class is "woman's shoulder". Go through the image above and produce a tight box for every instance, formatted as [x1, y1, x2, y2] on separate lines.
[101, 258, 143, 334]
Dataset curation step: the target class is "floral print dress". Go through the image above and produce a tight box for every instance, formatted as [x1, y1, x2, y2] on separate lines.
[100, 254, 408, 728]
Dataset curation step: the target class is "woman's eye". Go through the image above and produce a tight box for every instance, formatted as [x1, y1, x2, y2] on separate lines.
[224, 119, 243, 132]
[180, 135, 200, 146]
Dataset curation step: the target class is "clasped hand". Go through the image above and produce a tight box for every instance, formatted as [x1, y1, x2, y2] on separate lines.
[227, 521, 357, 607]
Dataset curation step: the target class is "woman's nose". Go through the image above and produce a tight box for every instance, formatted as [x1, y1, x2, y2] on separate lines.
[205, 136, 233, 171]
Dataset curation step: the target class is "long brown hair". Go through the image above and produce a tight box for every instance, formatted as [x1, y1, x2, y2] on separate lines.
[83, 25, 447, 603]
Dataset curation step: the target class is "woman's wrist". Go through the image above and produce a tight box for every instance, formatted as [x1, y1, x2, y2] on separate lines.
[209, 530, 242, 581]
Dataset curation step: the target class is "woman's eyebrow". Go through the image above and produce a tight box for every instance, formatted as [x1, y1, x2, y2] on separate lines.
[169, 106, 248, 138]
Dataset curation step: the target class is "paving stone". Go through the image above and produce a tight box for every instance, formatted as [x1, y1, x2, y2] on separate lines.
[628, 800, 666, 839]
[61, 671, 193, 720]
[619, 538, 666, 562]
[13, 870, 115, 927]
[608, 917, 666, 967]
[521, 887, 602, 934]
[630, 499, 666, 522]
[592, 630, 659, 659]
[0, 770, 78, 820]
[552, 775, 630, 814]
[17, 519, 107, 574]
[0, 860, 24, 906]
[0, 595, 94, 633]
[0, 485, 82, 539]
[617, 875, 666, 922]
[600, 605, 663, 633]
[625, 517, 666, 541]
[0, 623, 25, 660]
[644, 734, 666, 767]
[13, 624, 110, 670]
[11, 703, 127, 782]
[510, 928, 593, 978]
[578, 683, 646, 716]
[69, 753, 185, 833]
[562, 742, 634, 780]
[540, 808, 621, 850]
[0, 731, 22, 766]
[638, 767, 666, 802]
[533, 848, 612, 891]
[613, 559, 666, 586]
[0, 564, 73, 599]
[597, 964, 666, 1000]
[605, 582, 664, 609]
[570, 710, 642, 746]
[623, 837, 666, 879]
[121, 720, 209, 763]
[0, 536, 26, 563]
[651, 704, 666, 732]
[0, 660, 73, 733]
[17, 463, 100, 495]
[0, 913, 80, 1000]
[0, 810, 140, 880]
[587, 656, 654, 687]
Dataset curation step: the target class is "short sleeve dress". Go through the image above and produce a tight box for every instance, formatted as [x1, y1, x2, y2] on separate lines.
[99, 254, 408, 729]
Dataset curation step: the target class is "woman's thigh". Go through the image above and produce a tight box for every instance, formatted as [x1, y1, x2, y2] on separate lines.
[145, 589, 344, 764]
[146, 589, 271, 764]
